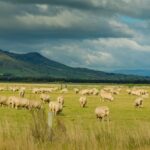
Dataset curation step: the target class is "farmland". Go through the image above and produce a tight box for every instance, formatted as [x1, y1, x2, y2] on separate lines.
[0, 83, 150, 150]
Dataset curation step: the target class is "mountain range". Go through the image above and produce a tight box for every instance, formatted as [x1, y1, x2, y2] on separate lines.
[113, 69, 150, 77]
[0, 49, 149, 82]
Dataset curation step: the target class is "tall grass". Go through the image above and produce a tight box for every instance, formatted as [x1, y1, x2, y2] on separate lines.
[1, 110, 150, 150]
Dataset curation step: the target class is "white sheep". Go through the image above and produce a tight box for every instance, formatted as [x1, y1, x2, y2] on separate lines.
[40, 94, 50, 103]
[60, 88, 68, 93]
[57, 96, 64, 105]
[49, 101, 63, 115]
[80, 89, 90, 95]
[9, 87, 19, 92]
[29, 100, 42, 110]
[8, 96, 20, 109]
[79, 96, 87, 108]
[0, 87, 5, 91]
[92, 88, 99, 95]
[19, 88, 25, 97]
[0, 96, 7, 106]
[134, 97, 143, 108]
[74, 88, 79, 94]
[100, 90, 114, 102]
[95, 106, 109, 120]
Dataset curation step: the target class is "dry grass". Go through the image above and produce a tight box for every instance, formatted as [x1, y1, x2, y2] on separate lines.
[0, 110, 150, 150]
[1, 83, 150, 150]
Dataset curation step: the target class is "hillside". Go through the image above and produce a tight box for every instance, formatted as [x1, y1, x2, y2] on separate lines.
[0, 49, 150, 82]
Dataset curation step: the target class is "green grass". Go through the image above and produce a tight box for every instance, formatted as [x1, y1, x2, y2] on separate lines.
[1, 83, 150, 149]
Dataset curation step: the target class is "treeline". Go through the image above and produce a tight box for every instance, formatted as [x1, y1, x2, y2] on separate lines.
[0, 76, 150, 84]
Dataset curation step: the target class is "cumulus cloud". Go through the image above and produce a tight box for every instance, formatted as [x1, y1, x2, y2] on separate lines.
[36, 38, 150, 70]
[0, 0, 149, 71]
[0, 1, 135, 39]
[1, 0, 150, 19]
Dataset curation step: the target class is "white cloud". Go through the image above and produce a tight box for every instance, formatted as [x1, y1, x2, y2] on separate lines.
[90, 38, 150, 52]
[16, 10, 82, 28]
[36, 4, 48, 12]
[0, 0, 150, 71]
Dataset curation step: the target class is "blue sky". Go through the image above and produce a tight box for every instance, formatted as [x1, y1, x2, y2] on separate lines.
[0, 0, 150, 71]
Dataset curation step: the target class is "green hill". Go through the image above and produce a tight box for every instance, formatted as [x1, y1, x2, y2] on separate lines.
[0, 49, 149, 82]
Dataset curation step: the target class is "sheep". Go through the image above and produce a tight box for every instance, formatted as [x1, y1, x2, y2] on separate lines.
[95, 106, 109, 121]
[57, 96, 64, 105]
[0, 96, 7, 106]
[39, 88, 53, 93]
[103, 87, 114, 93]
[19, 98, 30, 109]
[103, 87, 120, 95]
[49, 101, 63, 115]
[128, 88, 148, 96]
[111, 90, 120, 95]
[74, 88, 79, 94]
[29, 100, 42, 110]
[130, 90, 141, 96]
[19, 88, 25, 97]
[40, 94, 51, 103]
[60, 88, 68, 93]
[142, 93, 149, 99]
[8, 96, 29, 109]
[92, 88, 99, 95]
[0, 87, 5, 91]
[4, 96, 42, 110]
[53, 87, 59, 91]
[100, 90, 114, 102]
[32, 88, 40, 94]
[8, 96, 20, 109]
[80, 89, 90, 95]
[9, 87, 19, 92]
[134, 97, 143, 108]
[79, 96, 87, 108]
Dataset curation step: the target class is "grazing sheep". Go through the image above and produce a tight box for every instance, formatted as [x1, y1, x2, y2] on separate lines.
[130, 90, 141, 96]
[100, 90, 114, 102]
[19, 98, 30, 109]
[60, 88, 68, 94]
[80, 89, 90, 95]
[57, 96, 64, 105]
[32, 88, 52, 94]
[32, 88, 40, 94]
[103, 87, 114, 93]
[142, 93, 149, 99]
[74, 88, 79, 94]
[95, 106, 109, 120]
[0, 96, 7, 106]
[128, 88, 148, 96]
[111, 90, 119, 95]
[53, 87, 59, 91]
[4, 96, 42, 110]
[8, 96, 20, 109]
[9, 87, 19, 92]
[8, 96, 29, 109]
[0, 87, 5, 91]
[40, 94, 50, 103]
[49, 101, 63, 115]
[29, 100, 42, 110]
[79, 96, 87, 108]
[92, 88, 99, 96]
[19, 88, 25, 97]
[134, 97, 143, 108]
[103, 87, 120, 95]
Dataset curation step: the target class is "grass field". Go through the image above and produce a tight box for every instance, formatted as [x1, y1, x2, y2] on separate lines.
[0, 83, 150, 150]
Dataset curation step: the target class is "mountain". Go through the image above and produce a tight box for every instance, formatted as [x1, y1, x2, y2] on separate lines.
[0, 49, 150, 82]
[113, 69, 150, 77]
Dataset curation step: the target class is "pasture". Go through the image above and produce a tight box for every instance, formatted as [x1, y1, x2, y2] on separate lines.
[0, 83, 150, 150]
